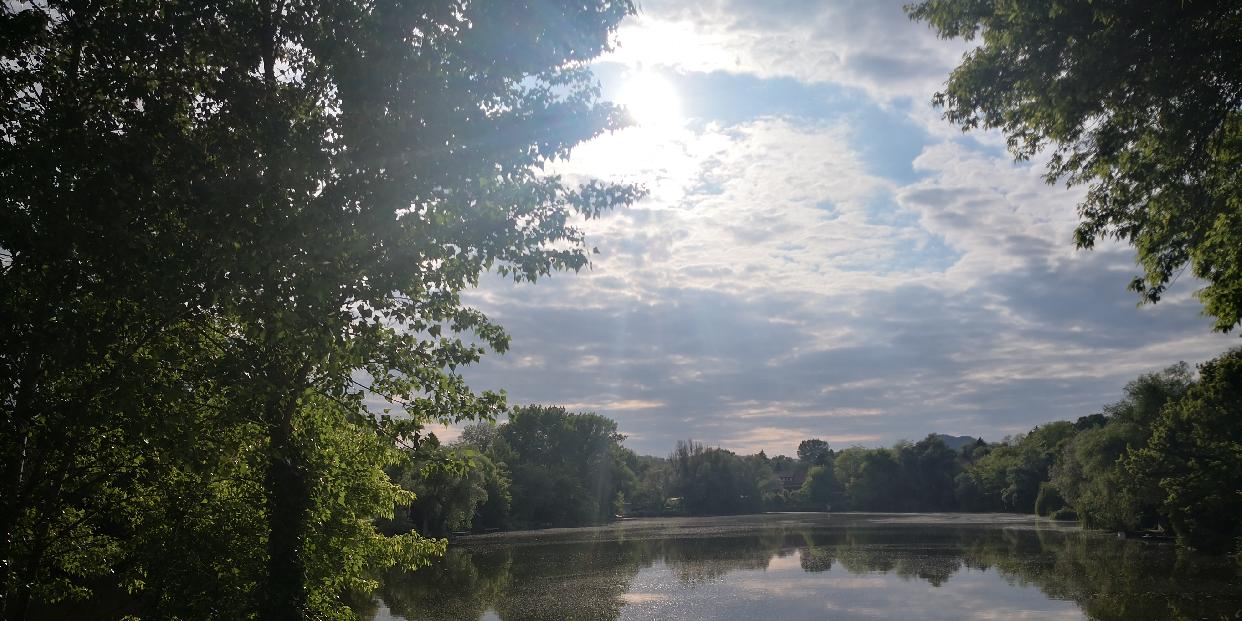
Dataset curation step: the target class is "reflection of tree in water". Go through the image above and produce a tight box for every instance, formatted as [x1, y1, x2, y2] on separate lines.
[491, 539, 657, 621]
[661, 533, 785, 584]
[797, 530, 835, 573]
[830, 529, 899, 574]
[967, 528, 1242, 621]
[377, 547, 512, 620]
[377, 538, 656, 621]
[372, 519, 1242, 621]
[793, 528, 964, 585]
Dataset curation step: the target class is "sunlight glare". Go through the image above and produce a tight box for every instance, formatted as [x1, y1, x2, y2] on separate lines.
[617, 71, 683, 129]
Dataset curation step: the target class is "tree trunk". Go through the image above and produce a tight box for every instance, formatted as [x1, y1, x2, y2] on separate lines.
[259, 390, 310, 621]
[2, 370, 38, 621]
[0, 450, 23, 621]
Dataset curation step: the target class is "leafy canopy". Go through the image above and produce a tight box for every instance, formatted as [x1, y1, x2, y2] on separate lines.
[1, 0, 639, 618]
[907, 0, 1242, 330]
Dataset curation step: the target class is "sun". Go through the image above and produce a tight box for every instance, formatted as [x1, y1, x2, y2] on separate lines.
[616, 70, 682, 129]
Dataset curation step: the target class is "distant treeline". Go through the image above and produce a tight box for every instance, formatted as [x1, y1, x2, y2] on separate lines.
[393, 348, 1242, 556]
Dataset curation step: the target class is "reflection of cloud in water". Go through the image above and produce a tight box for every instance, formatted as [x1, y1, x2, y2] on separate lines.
[762, 551, 803, 572]
[617, 592, 670, 605]
[618, 553, 1080, 620]
[970, 612, 1084, 621]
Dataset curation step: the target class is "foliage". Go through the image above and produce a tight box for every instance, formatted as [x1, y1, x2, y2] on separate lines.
[797, 439, 833, 465]
[799, 465, 837, 509]
[1, 0, 637, 618]
[499, 406, 635, 527]
[1048, 507, 1078, 522]
[895, 435, 960, 511]
[454, 421, 516, 530]
[1051, 423, 1146, 529]
[769, 454, 798, 472]
[1049, 364, 1190, 530]
[832, 447, 900, 511]
[956, 422, 1077, 513]
[628, 455, 675, 516]
[1129, 348, 1242, 552]
[296, 398, 446, 621]
[669, 441, 765, 515]
[1033, 482, 1065, 517]
[386, 440, 510, 537]
[907, 0, 1242, 330]
[458, 423, 503, 456]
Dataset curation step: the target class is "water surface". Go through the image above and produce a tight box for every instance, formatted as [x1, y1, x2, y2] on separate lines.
[362, 513, 1242, 620]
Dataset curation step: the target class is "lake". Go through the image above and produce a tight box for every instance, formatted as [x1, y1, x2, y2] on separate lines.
[360, 513, 1242, 621]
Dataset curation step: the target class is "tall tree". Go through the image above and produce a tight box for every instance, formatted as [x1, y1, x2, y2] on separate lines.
[797, 439, 832, 466]
[908, 0, 1242, 330]
[1, 1, 638, 618]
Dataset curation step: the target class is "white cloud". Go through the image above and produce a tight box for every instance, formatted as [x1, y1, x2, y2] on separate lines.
[562, 116, 929, 302]
[898, 142, 1088, 281]
[446, 1, 1239, 457]
[609, 0, 970, 102]
[463, 105, 1235, 455]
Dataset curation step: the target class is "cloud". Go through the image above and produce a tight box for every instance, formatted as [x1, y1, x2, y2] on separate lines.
[721, 427, 883, 454]
[434, 2, 1240, 457]
[608, 0, 971, 102]
[557, 116, 933, 299]
[457, 107, 1235, 456]
[561, 399, 667, 411]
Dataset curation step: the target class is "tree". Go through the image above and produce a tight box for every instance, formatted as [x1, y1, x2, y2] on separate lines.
[1033, 482, 1067, 517]
[770, 454, 798, 472]
[387, 440, 508, 537]
[669, 441, 764, 515]
[908, 0, 1242, 330]
[800, 465, 837, 510]
[853, 450, 903, 511]
[1129, 348, 1242, 552]
[1, 2, 259, 615]
[798, 439, 833, 466]
[1050, 364, 1191, 530]
[1050, 423, 1144, 527]
[459, 423, 504, 456]
[956, 423, 1077, 513]
[1, 1, 639, 618]
[832, 447, 903, 511]
[895, 435, 960, 511]
[501, 406, 634, 526]
[629, 455, 674, 515]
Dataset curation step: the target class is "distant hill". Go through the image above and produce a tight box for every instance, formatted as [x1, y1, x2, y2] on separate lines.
[932, 434, 981, 450]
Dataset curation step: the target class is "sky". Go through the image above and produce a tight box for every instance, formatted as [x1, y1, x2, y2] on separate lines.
[451, 0, 1237, 456]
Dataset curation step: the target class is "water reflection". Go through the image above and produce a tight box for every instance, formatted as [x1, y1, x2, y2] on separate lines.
[366, 514, 1242, 621]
